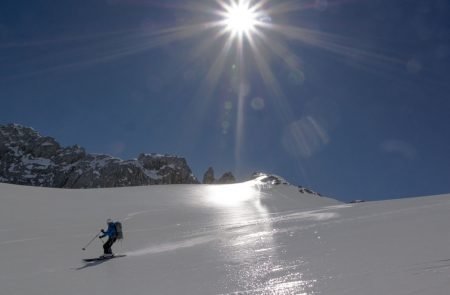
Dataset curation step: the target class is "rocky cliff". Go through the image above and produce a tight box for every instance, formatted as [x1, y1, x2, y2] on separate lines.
[0, 124, 198, 188]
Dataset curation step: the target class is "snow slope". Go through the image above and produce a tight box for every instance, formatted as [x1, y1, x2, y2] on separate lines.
[0, 179, 449, 295]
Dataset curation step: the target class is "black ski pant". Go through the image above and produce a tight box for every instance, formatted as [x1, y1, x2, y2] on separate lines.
[103, 237, 117, 254]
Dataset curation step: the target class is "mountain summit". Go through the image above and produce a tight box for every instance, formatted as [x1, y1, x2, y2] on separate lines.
[0, 124, 198, 188]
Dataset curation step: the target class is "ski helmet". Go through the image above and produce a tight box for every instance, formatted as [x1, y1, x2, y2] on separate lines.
[106, 218, 113, 224]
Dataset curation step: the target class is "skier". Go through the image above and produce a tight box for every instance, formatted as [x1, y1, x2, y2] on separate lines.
[99, 218, 118, 257]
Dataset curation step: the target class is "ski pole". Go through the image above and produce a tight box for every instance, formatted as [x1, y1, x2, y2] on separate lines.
[82, 233, 100, 251]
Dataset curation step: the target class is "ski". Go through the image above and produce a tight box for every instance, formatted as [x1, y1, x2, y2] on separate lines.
[83, 254, 126, 262]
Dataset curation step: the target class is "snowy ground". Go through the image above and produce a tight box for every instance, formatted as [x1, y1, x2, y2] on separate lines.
[0, 180, 449, 294]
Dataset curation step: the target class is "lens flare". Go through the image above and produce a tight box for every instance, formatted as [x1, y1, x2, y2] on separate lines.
[224, 1, 258, 35]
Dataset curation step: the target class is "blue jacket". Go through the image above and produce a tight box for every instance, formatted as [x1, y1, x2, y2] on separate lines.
[100, 222, 117, 239]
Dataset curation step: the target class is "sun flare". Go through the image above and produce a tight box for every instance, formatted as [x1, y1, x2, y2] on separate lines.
[224, 1, 258, 35]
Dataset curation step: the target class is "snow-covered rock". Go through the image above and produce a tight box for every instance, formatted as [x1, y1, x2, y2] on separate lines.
[0, 124, 198, 188]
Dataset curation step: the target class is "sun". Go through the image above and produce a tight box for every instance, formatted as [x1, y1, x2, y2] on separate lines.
[223, 1, 258, 36]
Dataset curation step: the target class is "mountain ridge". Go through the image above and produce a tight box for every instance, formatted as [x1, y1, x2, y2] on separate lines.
[0, 124, 325, 199]
[0, 123, 198, 188]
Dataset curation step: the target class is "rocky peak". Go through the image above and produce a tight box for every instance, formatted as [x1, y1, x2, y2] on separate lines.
[216, 172, 236, 184]
[138, 153, 198, 185]
[0, 124, 198, 188]
[202, 167, 215, 184]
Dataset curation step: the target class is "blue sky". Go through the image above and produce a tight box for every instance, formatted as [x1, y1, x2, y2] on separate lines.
[0, 0, 449, 202]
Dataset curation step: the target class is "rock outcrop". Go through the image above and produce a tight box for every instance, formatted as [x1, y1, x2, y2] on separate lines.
[202, 167, 236, 184]
[216, 172, 236, 184]
[0, 124, 198, 188]
[202, 167, 215, 184]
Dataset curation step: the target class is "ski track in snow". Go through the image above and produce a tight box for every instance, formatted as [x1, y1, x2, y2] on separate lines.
[409, 259, 450, 275]
[179, 207, 343, 241]
[0, 237, 41, 246]
[123, 205, 351, 257]
[122, 206, 341, 258]
[121, 210, 154, 221]
[126, 235, 217, 256]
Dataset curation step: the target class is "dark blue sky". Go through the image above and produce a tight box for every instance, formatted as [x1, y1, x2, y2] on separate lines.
[1, 0, 449, 202]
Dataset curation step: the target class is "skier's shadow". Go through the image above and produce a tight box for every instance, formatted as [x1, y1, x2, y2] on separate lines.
[75, 255, 126, 270]
[75, 259, 111, 270]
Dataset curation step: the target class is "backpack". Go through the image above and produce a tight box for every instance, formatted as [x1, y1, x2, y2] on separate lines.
[114, 221, 123, 240]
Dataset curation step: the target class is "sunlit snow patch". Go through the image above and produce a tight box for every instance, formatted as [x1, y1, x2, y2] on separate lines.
[205, 181, 261, 206]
